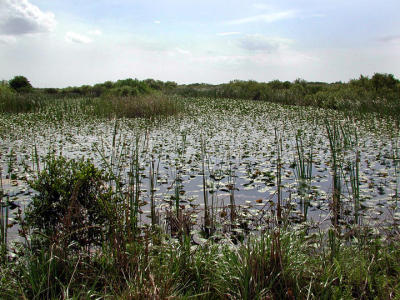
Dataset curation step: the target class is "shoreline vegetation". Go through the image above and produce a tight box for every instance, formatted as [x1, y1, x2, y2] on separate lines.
[1, 74, 400, 298]
[1, 73, 400, 117]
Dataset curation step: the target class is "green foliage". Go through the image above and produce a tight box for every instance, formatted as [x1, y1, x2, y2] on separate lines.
[173, 73, 400, 116]
[0, 82, 14, 98]
[3, 225, 399, 299]
[91, 93, 182, 118]
[43, 87, 58, 94]
[371, 72, 398, 92]
[52, 78, 178, 98]
[0, 91, 44, 114]
[25, 156, 114, 250]
[9, 76, 33, 93]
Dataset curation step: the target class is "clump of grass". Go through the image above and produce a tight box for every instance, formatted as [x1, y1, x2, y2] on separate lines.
[91, 93, 182, 119]
[0, 89, 182, 119]
[0, 91, 45, 114]
[325, 121, 344, 230]
[294, 129, 313, 220]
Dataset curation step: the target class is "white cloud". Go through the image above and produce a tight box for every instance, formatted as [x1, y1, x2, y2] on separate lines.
[65, 32, 93, 44]
[217, 32, 241, 36]
[238, 34, 293, 52]
[154, 20, 161, 24]
[226, 11, 296, 25]
[88, 29, 102, 36]
[0, 0, 56, 35]
[175, 47, 191, 55]
[379, 35, 400, 44]
[0, 35, 17, 44]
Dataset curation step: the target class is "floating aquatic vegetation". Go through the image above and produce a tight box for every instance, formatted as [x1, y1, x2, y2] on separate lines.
[1, 97, 399, 242]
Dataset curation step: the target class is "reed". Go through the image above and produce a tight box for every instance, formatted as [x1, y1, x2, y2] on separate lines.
[349, 148, 361, 225]
[228, 159, 236, 227]
[274, 128, 283, 224]
[149, 154, 159, 228]
[201, 137, 210, 236]
[0, 168, 8, 261]
[128, 136, 141, 237]
[325, 121, 343, 231]
[294, 130, 313, 220]
[392, 138, 400, 204]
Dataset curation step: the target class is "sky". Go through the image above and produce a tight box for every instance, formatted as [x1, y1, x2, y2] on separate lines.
[0, 0, 399, 88]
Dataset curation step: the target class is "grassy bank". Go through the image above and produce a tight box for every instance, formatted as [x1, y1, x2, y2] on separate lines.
[1, 218, 399, 298]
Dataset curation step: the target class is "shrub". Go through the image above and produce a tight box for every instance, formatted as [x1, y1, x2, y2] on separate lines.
[25, 156, 114, 250]
[9, 76, 33, 93]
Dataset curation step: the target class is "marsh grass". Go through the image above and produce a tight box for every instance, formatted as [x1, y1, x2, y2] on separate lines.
[294, 130, 314, 220]
[0, 92, 182, 119]
[1, 145, 400, 298]
[275, 129, 283, 223]
[0, 173, 8, 261]
[326, 121, 345, 231]
[3, 221, 400, 299]
[92, 93, 182, 119]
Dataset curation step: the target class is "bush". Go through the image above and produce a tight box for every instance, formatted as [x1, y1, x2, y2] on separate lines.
[25, 156, 114, 250]
[9, 76, 33, 93]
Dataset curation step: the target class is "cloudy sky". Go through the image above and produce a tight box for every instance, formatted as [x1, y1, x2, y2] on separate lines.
[0, 0, 399, 87]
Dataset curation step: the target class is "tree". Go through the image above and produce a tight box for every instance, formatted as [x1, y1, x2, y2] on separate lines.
[9, 75, 33, 92]
[371, 73, 398, 92]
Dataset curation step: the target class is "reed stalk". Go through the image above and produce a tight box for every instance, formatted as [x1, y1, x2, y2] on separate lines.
[294, 130, 313, 220]
[201, 137, 210, 236]
[274, 128, 283, 224]
[349, 135, 361, 225]
[393, 138, 400, 205]
[149, 155, 159, 229]
[0, 167, 8, 260]
[129, 137, 141, 237]
[228, 160, 236, 227]
[325, 121, 343, 232]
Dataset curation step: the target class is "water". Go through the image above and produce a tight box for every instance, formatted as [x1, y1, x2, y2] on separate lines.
[1, 98, 400, 241]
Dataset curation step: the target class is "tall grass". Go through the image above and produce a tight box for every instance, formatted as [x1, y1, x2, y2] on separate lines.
[201, 137, 211, 236]
[349, 149, 361, 225]
[92, 94, 181, 118]
[294, 130, 313, 220]
[326, 121, 344, 231]
[392, 138, 400, 204]
[0, 92, 182, 119]
[2, 221, 400, 299]
[275, 128, 283, 223]
[0, 170, 8, 261]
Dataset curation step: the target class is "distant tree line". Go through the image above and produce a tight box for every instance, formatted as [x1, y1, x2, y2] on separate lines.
[174, 73, 400, 114]
[0, 76, 178, 98]
[1, 73, 399, 115]
[41, 78, 178, 97]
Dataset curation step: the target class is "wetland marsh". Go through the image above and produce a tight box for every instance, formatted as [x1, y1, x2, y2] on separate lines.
[1, 95, 400, 298]
[2, 97, 399, 235]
